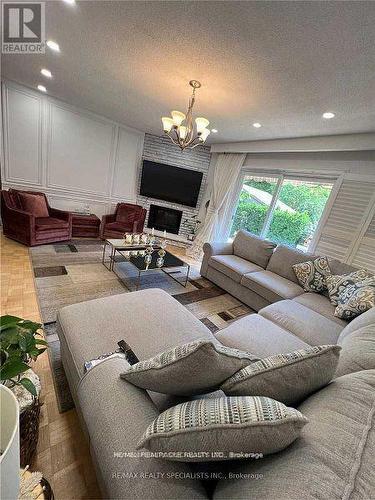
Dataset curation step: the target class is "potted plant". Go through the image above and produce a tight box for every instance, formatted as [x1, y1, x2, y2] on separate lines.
[0, 315, 47, 467]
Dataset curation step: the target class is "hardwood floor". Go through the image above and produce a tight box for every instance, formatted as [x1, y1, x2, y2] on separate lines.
[1, 234, 101, 499]
[1, 234, 199, 499]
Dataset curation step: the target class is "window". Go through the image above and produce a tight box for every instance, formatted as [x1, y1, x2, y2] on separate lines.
[230, 174, 334, 252]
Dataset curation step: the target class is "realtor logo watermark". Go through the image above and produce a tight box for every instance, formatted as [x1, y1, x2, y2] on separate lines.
[2, 2, 45, 53]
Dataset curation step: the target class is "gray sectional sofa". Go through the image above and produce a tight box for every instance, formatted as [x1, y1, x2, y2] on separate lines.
[56, 231, 375, 499]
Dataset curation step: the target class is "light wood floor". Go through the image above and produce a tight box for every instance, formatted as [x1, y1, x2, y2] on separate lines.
[0, 234, 198, 499]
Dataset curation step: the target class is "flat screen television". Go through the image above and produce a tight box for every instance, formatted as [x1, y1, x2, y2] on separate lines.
[140, 160, 203, 207]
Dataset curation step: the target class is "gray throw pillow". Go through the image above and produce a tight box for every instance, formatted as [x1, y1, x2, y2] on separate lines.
[326, 270, 373, 305]
[292, 256, 331, 292]
[220, 345, 341, 405]
[335, 278, 375, 320]
[137, 396, 308, 461]
[121, 340, 259, 395]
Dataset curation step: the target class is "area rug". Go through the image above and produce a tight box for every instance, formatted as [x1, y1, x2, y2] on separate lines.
[30, 239, 254, 412]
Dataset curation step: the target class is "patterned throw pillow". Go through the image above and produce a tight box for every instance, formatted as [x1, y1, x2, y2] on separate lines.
[292, 256, 332, 293]
[326, 270, 373, 305]
[137, 396, 308, 461]
[121, 340, 259, 396]
[335, 278, 375, 320]
[221, 345, 341, 405]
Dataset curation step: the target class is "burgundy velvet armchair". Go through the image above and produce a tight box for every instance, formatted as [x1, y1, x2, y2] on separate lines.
[100, 203, 147, 239]
[1, 189, 72, 246]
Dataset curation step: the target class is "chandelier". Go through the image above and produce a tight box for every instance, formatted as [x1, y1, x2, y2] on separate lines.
[161, 80, 210, 151]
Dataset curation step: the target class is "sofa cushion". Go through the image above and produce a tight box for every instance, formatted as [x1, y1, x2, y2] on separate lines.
[221, 345, 341, 405]
[104, 221, 130, 231]
[292, 256, 331, 292]
[215, 314, 310, 357]
[19, 192, 49, 217]
[121, 340, 258, 396]
[233, 230, 276, 268]
[116, 204, 142, 224]
[336, 324, 375, 377]
[214, 370, 375, 500]
[259, 300, 343, 345]
[77, 358, 207, 499]
[293, 292, 347, 327]
[328, 258, 359, 276]
[266, 245, 317, 283]
[337, 306, 375, 343]
[241, 270, 304, 302]
[209, 255, 263, 283]
[138, 396, 308, 461]
[56, 289, 214, 385]
[35, 217, 69, 231]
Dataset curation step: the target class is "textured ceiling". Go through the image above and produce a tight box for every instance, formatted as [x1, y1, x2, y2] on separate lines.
[2, 0, 375, 143]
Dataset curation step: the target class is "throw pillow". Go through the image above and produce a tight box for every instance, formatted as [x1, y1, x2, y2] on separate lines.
[137, 396, 308, 461]
[292, 256, 332, 292]
[121, 340, 259, 396]
[326, 270, 373, 305]
[220, 345, 341, 405]
[18, 192, 49, 218]
[335, 278, 375, 320]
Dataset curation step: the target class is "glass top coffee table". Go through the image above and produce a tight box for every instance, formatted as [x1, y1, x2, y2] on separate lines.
[111, 247, 191, 290]
[102, 239, 159, 271]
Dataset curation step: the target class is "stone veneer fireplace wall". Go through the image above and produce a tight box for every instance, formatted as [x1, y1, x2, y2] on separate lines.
[137, 133, 211, 244]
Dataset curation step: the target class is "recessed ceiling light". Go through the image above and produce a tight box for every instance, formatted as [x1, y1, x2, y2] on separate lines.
[41, 68, 52, 78]
[322, 112, 335, 119]
[63, 0, 76, 4]
[211, 129, 218, 133]
[37, 85, 47, 93]
[46, 40, 60, 52]
[253, 122, 262, 128]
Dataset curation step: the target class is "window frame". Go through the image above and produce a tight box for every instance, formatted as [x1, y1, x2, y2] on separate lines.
[228, 169, 340, 252]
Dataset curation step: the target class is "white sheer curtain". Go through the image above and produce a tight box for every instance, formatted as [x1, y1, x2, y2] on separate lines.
[187, 153, 245, 259]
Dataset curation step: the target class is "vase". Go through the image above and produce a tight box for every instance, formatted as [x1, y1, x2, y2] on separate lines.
[0, 385, 20, 499]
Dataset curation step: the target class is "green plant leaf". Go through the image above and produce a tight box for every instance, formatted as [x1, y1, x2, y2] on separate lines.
[0, 360, 30, 380]
[0, 327, 19, 345]
[36, 339, 48, 346]
[19, 378, 37, 396]
[0, 315, 23, 331]
[18, 321, 42, 334]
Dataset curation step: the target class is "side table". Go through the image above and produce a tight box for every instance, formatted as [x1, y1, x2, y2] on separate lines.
[71, 213, 101, 238]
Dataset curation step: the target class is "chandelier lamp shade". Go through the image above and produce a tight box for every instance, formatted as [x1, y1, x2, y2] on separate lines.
[162, 80, 211, 150]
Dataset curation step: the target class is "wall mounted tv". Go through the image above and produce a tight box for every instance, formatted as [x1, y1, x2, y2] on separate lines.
[140, 160, 203, 207]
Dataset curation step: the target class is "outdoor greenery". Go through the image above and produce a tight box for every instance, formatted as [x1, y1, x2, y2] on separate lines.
[0, 315, 47, 396]
[231, 179, 331, 247]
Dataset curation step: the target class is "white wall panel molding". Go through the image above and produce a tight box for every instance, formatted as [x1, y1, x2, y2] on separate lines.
[46, 101, 116, 196]
[2, 83, 44, 186]
[1, 80, 145, 216]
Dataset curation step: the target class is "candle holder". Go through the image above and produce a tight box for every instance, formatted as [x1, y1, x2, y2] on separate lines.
[156, 257, 165, 268]
[160, 239, 168, 250]
[141, 233, 149, 244]
[133, 234, 140, 245]
[145, 244, 154, 255]
[124, 233, 133, 244]
[158, 248, 166, 258]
